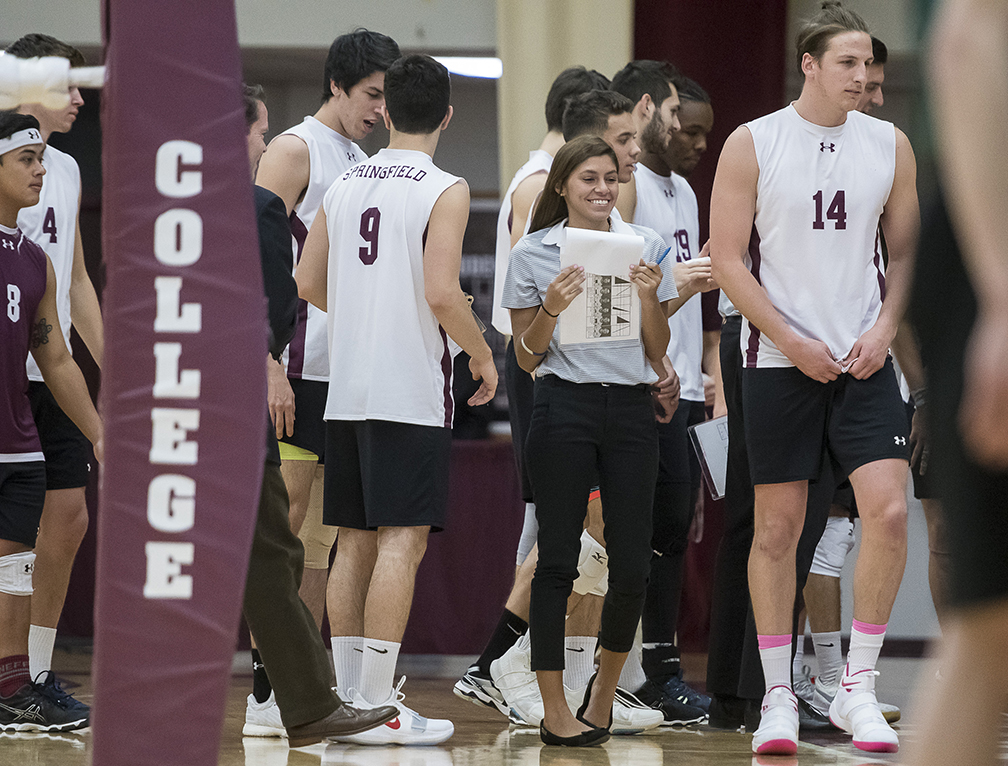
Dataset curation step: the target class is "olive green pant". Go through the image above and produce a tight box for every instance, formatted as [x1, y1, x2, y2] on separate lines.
[243, 462, 340, 727]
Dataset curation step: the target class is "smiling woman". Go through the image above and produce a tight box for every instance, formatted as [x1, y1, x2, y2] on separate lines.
[501, 135, 677, 747]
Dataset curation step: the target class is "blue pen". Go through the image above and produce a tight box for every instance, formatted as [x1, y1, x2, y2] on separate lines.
[655, 246, 672, 267]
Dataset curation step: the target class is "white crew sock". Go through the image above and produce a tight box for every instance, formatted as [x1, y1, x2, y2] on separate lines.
[618, 634, 648, 692]
[359, 638, 401, 706]
[757, 637, 792, 693]
[792, 632, 805, 680]
[811, 630, 844, 689]
[563, 636, 597, 690]
[331, 636, 363, 695]
[846, 621, 886, 678]
[28, 625, 57, 679]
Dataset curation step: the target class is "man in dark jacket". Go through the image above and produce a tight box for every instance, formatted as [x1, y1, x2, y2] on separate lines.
[238, 84, 395, 748]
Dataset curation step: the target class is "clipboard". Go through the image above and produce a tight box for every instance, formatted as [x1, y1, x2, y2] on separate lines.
[688, 415, 728, 500]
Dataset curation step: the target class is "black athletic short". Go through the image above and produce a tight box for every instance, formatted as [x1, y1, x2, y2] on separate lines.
[28, 382, 91, 490]
[742, 358, 909, 485]
[831, 479, 858, 517]
[0, 462, 46, 546]
[905, 399, 936, 500]
[323, 419, 452, 532]
[279, 377, 328, 462]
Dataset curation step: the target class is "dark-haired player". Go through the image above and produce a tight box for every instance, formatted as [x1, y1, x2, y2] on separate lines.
[0, 111, 101, 732]
[253, 28, 399, 724]
[296, 54, 496, 745]
[7, 35, 103, 710]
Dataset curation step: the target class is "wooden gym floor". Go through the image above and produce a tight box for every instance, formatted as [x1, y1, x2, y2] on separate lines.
[4, 650, 1005, 765]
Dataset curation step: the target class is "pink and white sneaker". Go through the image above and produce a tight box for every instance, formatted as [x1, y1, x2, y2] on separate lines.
[828, 667, 899, 753]
[751, 685, 799, 755]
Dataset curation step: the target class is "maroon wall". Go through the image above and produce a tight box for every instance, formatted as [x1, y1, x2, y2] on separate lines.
[93, 1, 266, 763]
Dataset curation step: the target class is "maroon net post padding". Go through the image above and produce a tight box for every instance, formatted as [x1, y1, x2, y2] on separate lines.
[93, 2, 266, 763]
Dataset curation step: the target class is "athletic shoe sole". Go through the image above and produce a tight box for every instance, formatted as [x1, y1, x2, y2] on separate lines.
[452, 673, 509, 716]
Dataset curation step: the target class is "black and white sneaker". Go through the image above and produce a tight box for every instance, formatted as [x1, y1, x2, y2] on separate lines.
[452, 666, 509, 716]
[35, 671, 90, 717]
[662, 673, 712, 713]
[633, 678, 706, 726]
[0, 682, 89, 732]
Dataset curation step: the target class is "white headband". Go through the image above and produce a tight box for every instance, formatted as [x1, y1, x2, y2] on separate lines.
[0, 127, 43, 157]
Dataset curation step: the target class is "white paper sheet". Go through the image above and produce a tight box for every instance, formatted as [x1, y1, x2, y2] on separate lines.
[558, 226, 646, 346]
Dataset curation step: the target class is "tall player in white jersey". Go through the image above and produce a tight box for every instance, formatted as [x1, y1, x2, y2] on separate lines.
[253, 29, 400, 714]
[710, 2, 919, 756]
[611, 61, 717, 722]
[7, 34, 103, 711]
[296, 54, 496, 744]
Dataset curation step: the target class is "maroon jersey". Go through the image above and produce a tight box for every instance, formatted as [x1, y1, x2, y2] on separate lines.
[0, 225, 47, 460]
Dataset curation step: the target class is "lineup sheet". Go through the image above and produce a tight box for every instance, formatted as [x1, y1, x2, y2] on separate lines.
[558, 227, 646, 347]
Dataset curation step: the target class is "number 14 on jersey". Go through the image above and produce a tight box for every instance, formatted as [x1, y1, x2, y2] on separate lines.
[812, 190, 846, 230]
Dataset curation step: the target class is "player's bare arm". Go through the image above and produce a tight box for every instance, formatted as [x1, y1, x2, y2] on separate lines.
[649, 354, 680, 423]
[294, 205, 329, 310]
[615, 173, 637, 224]
[68, 189, 103, 367]
[267, 355, 295, 438]
[932, 0, 1008, 467]
[847, 128, 919, 380]
[31, 255, 103, 461]
[255, 133, 311, 216]
[424, 180, 497, 405]
[710, 125, 841, 383]
[665, 239, 716, 317]
[508, 172, 547, 249]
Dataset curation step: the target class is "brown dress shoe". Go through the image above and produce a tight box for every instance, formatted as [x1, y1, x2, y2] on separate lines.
[287, 702, 398, 748]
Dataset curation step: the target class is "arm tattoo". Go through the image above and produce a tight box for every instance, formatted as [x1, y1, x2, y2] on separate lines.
[31, 317, 52, 349]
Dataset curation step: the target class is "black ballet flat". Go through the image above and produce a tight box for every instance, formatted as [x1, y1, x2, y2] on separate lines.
[575, 671, 613, 731]
[539, 721, 610, 747]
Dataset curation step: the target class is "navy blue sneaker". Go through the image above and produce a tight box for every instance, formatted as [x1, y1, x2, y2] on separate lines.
[34, 671, 90, 716]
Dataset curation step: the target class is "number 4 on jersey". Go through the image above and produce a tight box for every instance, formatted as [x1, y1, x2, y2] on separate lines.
[812, 190, 846, 230]
[42, 207, 58, 243]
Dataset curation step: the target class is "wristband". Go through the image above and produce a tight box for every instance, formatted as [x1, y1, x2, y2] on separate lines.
[541, 304, 558, 318]
[520, 334, 547, 358]
[910, 387, 926, 409]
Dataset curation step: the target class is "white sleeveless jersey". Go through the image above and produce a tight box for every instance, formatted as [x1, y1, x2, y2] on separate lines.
[322, 148, 462, 428]
[633, 165, 704, 402]
[281, 116, 365, 381]
[742, 105, 895, 368]
[492, 150, 552, 336]
[18, 145, 80, 382]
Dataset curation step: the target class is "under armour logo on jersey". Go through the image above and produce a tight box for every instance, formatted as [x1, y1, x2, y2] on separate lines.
[894, 436, 906, 446]
[347, 152, 357, 163]
[663, 189, 674, 198]
[820, 142, 836, 153]
[1, 240, 13, 250]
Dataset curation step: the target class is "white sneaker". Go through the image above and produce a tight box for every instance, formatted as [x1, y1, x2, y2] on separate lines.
[792, 665, 815, 705]
[828, 668, 899, 753]
[243, 692, 287, 737]
[560, 683, 664, 735]
[490, 632, 544, 727]
[815, 672, 901, 725]
[335, 679, 454, 746]
[751, 686, 799, 755]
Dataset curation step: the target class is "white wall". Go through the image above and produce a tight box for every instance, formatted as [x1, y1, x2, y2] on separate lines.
[1, 0, 496, 51]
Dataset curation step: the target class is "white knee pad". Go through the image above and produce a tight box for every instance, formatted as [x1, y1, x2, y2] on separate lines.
[572, 530, 608, 596]
[588, 568, 608, 597]
[515, 502, 538, 566]
[809, 516, 855, 578]
[0, 551, 35, 596]
[297, 503, 337, 570]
